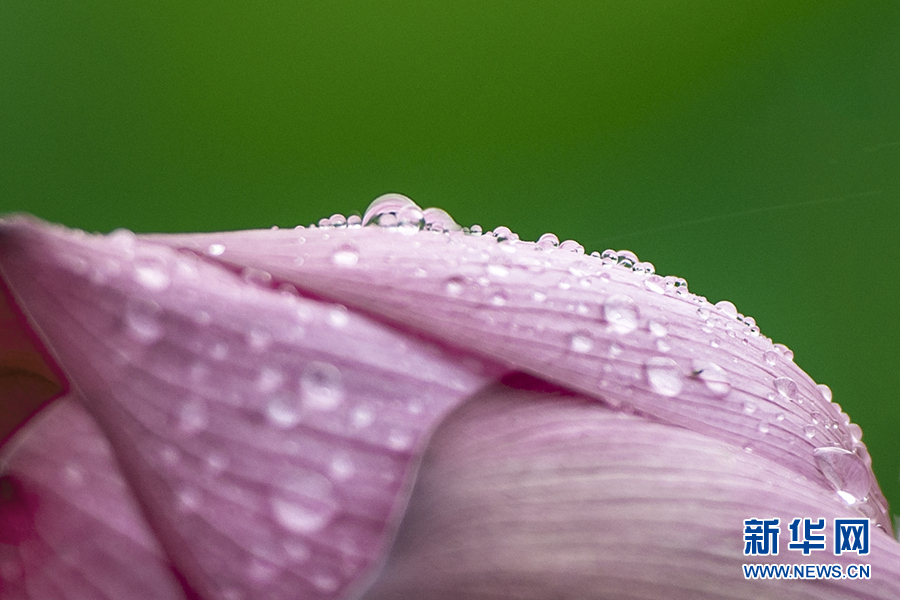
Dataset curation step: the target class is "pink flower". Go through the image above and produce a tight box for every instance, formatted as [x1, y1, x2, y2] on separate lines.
[1, 195, 898, 599]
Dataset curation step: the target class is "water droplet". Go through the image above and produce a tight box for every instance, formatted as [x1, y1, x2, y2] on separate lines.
[176, 487, 201, 512]
[645, 357, 683, 397]
[817, 384, 833, 403]
[242, 268, 273, 288]
[270, 470, 337, 534]
[491, 226, 518, 242]
[848, 423, 863, 444]
[757, 421, 770, 434]
[655, 338, 671, 352]
[774, 343, 794, 361]
[312, 574, 340, 593]
[328, 306, 349, 328]
[210, 342, 229, 360]
[283, 540, 311, 563]
[206, 452, 229, 475]
[266, 393, 301, 428]
[665, 276, 689, 296]
[248, 328, 273, 352]
[387, 430, 412, 451]
[134, 258, 171, 291]
[764, 350, 778, 366]
[329, 454, 356, 481]
[63, 463, 84, 486]
[648, 320, 667, 337]
[490, 292, 508, 306]
[362, 193, 421, 226]
[178, 398, 209, 434]
[422, 207, 461, 232]
[804, 425, 816, 439]
[487, 264, 509, 278]
[532, 291, 547, 303]
[633, 261, 655, 274]
[559, 240, 584, 254]
[332, 245, 359, 267]
[329, 214, 347, 228]
[697, 307, 710, 320]
[124, 300, 163, 344]
[257, 367, 284, 393]
[603, 295, 639, 334]
[301, 362, 344, 410]
[743, 400, 757, 415]
[569, 331, 594, 353]
[715, 300, 738, 318]
[467, 224, 483, 235]
[352, 406, 374, 428]
[208, 243, 226, 256]
[616, 250, 637, 269]
[693, 361, 730, 396]
[536, 233, 559, 250]
[774, 377, 798, 400]
[608, 343, 623, 358]
[813, 447, 872, 504]
[600, 249, 617, 266]
[347, 215, 362, 227]
[644, 275, 665, 294]
[446, 276, 466, 296]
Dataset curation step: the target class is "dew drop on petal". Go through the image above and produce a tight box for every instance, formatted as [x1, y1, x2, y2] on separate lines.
[124, 300, 163, 344]
[774, 377, 798, 400]
[644, 275, 665, 294]
[813, 447, 872, 505]
[648, 320, 668, 337]
[693, 361, 730, 396]
[645, 357, 683, 397]
[490, 292, 508, 306]
[764, 350, 778, 366]
[270, 471, 337, 534]
[568, 331, 594, 353]
[208, 243, 226, 256]
[603, 294, 639, 334]
[715, 300, 738, 318]
[804, 425, 816, 439]
[134, 259, 171, 291]
[266, 392, 302, 428]
[487, 264, 509, 278]
[536, 233, 559, 250]
[301, 362, 344, 410]
[774, 343, 794, 361]
[332, 245, 360, 267]
[445, 276, 465, 296]
[362, 193, 421, 226]
[817, 384, 833, 403]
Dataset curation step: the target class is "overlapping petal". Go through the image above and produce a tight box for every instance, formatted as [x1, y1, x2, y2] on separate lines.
[1, 199, 898, 599]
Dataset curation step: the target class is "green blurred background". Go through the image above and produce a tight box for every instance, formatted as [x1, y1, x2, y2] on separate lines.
[2, 1, 899, 517]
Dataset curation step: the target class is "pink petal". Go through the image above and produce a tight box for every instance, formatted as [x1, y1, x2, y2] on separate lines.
[148, 204, 892, 534]
[363, 375, 900, 600]
[0, 217, 496, 599]
[0, 396, 185, 600]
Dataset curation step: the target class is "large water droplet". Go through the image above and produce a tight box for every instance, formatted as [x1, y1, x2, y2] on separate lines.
[817, 384, 833, 403]
[568, 331, 594, 353]
[362, 193, 421, 226]
[813, 447, 872, 505]
[604, 295, 639, 334]
[301, 362, 344, 410]
[645, 357, 683, 397]
[124, 300, 163, 344]
[422, 207, 461, 232]
[270, 470, 337, 534]
[536, 233, 559, 250]
[559, 240, 584, 254]
[774, 377, 798, 400]
[616, 250, 637, 269]
[715, 300, 738, 318]
[693, 361, 731, 396]
[332, 245, 360, 267]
